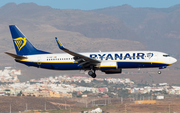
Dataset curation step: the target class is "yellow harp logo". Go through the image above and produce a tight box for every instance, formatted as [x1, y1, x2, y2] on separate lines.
[13, 37, 27, 51]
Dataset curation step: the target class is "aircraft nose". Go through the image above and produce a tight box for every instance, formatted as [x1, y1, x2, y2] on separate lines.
[170, 57, 177, 64]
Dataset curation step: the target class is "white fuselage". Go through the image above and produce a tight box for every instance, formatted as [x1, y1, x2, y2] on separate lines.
[16, 51, 177, 70]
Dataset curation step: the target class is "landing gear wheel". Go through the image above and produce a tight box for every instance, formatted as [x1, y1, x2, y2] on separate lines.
[158, 71, 161, 74]
[91, 73, 96, 78]
[88, 70, 97, 78]
[88, 71, 93, 76]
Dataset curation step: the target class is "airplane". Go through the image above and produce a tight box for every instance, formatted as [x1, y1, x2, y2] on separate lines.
[5, 25, 177, 78]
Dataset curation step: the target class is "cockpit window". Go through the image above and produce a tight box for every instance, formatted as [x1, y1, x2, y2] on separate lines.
[163, 55, 170, 57]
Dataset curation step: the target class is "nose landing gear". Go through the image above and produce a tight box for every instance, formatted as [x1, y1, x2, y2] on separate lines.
[158, 66, 167, 74]
[158, 71, 161, 74]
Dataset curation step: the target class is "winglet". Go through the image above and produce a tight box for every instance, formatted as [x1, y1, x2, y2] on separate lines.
[54, 37, 100, 63]
[55, 37, 65, 50]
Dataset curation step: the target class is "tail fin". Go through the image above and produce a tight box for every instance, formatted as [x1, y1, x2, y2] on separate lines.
[9, 25, 50, 55]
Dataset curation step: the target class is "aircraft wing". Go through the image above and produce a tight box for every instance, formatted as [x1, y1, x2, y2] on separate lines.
[55, 37, 100, 67]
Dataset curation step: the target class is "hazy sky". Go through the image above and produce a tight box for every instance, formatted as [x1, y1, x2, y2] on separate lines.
[1, 0, 180, 10]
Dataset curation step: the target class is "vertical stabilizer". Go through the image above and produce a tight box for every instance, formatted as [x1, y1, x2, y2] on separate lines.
[9, 25, 50, 55]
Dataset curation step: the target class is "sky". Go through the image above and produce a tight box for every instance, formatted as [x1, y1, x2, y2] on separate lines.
[0, 0, 180, 10]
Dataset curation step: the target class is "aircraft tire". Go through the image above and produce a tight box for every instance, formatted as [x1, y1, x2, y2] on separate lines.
[158, 71, 161, 74]
[88, 70, 96, 78]
[88, 70, 93, 76]
[91, 73, 96, 78]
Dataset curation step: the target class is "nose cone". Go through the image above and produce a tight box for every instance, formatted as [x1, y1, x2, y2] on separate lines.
[170, 57, 177, 64]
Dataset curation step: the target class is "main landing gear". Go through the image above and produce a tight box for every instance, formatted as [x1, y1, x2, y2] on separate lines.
[88, 70, 96, 78]
[88, 66, 96, 78]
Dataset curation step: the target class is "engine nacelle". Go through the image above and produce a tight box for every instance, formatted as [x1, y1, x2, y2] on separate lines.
[100, 61, 122, 74]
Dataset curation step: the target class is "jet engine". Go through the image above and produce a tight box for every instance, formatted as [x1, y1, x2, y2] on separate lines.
[99, 61, 122, 74]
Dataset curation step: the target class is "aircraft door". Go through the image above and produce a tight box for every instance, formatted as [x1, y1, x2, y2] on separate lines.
[154, 53, 158, 61]
[151, 53, 158, 66]
[146, 53, 156, 66]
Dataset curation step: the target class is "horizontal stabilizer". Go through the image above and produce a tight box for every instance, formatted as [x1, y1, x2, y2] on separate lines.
[5, 52, 27, 59]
